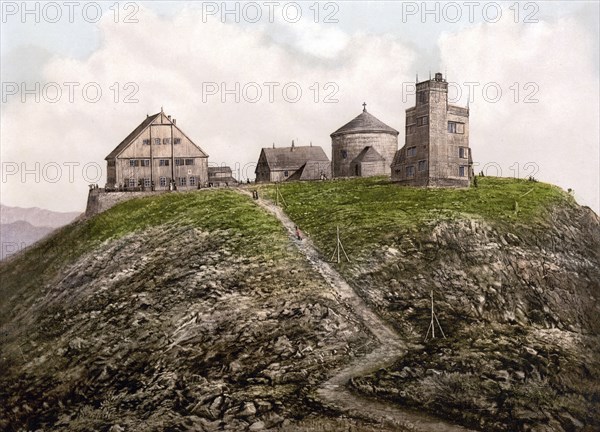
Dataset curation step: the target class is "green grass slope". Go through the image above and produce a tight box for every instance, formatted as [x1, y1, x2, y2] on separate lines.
[256, 176, 572, 257]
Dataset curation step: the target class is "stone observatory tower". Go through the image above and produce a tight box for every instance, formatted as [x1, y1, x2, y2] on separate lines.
[331, 103, 399, 178]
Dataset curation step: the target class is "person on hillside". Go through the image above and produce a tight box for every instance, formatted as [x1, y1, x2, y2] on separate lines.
[295, 225, 302, 241]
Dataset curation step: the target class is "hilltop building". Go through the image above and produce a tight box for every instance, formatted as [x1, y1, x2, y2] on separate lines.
[105, 109, 209, 191]
[331, 103, 399, 178]
[208, 166, 237, 186]
[391, 73, 472, 187]
[255, 142, 331, 183]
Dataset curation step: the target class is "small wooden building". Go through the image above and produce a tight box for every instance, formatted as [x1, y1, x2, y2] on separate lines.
[105, 109, 208, 191]
[255, 142, 331, 183]
[208, 166, 237, 186]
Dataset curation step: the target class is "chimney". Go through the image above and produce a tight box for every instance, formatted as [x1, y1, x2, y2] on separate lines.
[272, 142, 275, 148]
[173, 118, 176, 125]
[435, 72, 443, 81]
[168, 115, 171, 121]
[291, 139, 295, 151]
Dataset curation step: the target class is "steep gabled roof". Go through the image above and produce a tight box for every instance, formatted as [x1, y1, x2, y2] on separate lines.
[105, 113, 161, 160]
[351, 146, 385, 164]
[105, 111, 208, 160]
[331, 108, 399, 137]
[260, 146, 329, 171]
[286, 160, 330, 181]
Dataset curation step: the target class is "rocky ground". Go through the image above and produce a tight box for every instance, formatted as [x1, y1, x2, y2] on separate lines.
[344, 205, 600, 431]
[0, 221, 380, 431]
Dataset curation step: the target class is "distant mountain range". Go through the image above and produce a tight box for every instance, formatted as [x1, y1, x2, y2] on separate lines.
[0, 204, 81, 260]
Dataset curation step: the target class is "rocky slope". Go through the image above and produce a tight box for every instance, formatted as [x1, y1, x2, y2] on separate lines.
[347, 206, 600, 430]
[1, 179, 599, 432]
[0, 191, 382, 431]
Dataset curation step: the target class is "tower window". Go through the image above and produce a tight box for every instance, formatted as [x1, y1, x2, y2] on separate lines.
[417, 116, 429, 126]
[406, 166, 415, 178]
[418, 160, 427, 171]
[407, 146, 417, 157]
[406, 124, 416, 135]
[459, 166, 467, 177]
[341, 150, 347, 159]
[448, 121, 465, 134]
[418, 92, 428, 104]
[459, 147, 469, 158]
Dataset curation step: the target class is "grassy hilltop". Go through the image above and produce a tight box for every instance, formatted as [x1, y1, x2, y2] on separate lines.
[257, 176, 572, 255]
[1, 177, 598, 432]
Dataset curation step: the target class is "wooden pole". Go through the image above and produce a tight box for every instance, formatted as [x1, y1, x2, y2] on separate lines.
[337, 226, 340, 264]
[431, 290, 435, 339]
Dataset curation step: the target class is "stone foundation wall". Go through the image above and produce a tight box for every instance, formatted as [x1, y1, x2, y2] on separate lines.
[85, 189, 167, 217]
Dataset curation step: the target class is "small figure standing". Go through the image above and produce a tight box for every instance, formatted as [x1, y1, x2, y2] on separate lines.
[295, 225, 302, 241]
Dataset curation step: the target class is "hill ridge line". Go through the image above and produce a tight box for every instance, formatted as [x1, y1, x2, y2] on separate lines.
[235, 188, 476, 432]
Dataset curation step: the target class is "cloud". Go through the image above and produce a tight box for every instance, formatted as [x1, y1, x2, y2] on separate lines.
[439, 17, 599, 211]
[1, 7, 416, 211]
[1, 6, 598, 214]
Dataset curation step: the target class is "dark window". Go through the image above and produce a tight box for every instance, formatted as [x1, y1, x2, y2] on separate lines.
[459, 166, 467, 177]
[129, 159, 139, 167]
[406, 166, 415, 178]
[174, 138, 182, 144]
[448, 121, 465, 134]
[128, 178, 136, 188]
[154, 138, 161, 145]
[159, 159, 170, 166]
[185, 159, 194, 165]
[407, 146, 417, 157]
[143, 139, 151, 145]
[144, 178, 151, 187]
[406, 124, 416, 135]
[418, 91, 428, 104]
[175, 159, 184, 166]
[341, 150, 347, 159]
[284, 170, 289, 177]
[141, 159, 150, 167]
[418, 160, 427, 171]
[417, 116, 429, 126]
[107, 160, 115, 167]
[178, 177, 187, 186]
[459, 147, 468, 158]
[189, 176, 196, 186]
[159, 177, 167, 187]
[163, 138, 171, 144]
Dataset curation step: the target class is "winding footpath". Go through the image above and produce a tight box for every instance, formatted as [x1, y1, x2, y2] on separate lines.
[237, 189, 475, 432]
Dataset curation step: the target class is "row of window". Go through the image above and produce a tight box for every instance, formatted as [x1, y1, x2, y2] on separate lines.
[406, 119, 465, 135]
[127, 177, 198, 188]
[404, 164, 468, 178]
[405, 146, 469, 159]
[129, 158, 195, 167]
[142, 138, 182, 145]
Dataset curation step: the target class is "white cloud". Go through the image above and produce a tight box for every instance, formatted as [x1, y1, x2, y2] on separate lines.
[1, 6, 598, 214]
[440, 17, 599, 212]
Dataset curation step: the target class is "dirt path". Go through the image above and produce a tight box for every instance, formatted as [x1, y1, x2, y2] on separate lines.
[238, 189, 475, 431]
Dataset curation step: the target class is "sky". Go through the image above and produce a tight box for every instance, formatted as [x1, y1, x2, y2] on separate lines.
[1, 1, 599, 213]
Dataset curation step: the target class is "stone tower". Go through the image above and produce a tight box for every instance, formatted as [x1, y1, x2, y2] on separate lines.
[331, 104, 399, 178]
[391, 72, 471, 187]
